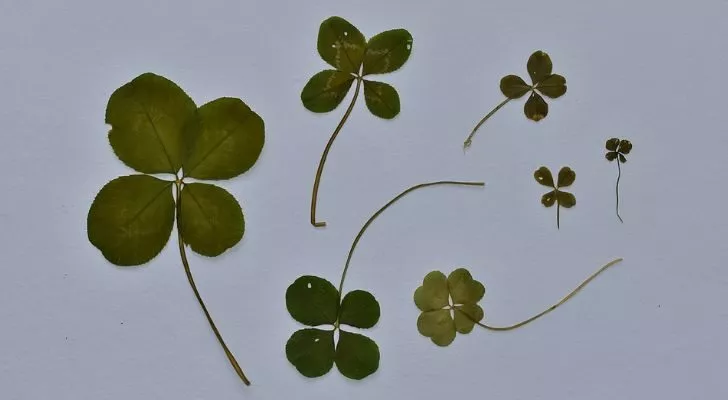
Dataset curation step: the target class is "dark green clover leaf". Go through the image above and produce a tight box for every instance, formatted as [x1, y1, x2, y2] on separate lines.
[534, 166, 576, 229]
[605, 138, 633, 222]
[87, 72, 265, 386]
[285, 276, 381, 379]
[414, 269, 485, 346]
[302, 16, 413, 227]
[464, 50, 567, 149]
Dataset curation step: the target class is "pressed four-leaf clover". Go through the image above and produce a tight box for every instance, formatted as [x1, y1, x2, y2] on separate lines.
[415, 268, 485, 346]
[285, 276, 381, 380]
[464, 50, 567, 149]
[302, 16, 413, 227]
[414, 259, 624, 347]
[87, 72, 264, 386]
[534, 166, 576, 229]
[605, 138, 633, 222]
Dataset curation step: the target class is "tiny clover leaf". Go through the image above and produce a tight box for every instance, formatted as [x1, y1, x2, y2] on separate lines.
[285, 276, 381, 380]
[534, 166, 576, 229]
[464, 50, 567, 149]
[605, 138, 633, 222]
[302, 16, 413, 227]
[87, 72, 265, 386]
[414, 269, 485, 346]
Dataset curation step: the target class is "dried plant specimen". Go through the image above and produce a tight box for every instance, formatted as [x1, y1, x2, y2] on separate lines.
[534, 166, 576, 229]
[302, 16, 413, 227]
[605, 138, 633, 222]
[464, 51, 567, 149]
[87, 73, 264, 386]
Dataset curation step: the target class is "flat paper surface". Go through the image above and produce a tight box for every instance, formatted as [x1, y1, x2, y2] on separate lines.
[1, 0, 726, 399]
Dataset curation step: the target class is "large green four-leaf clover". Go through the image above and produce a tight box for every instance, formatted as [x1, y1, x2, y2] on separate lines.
[285, 275, 381, 379]
[534, 166, 576, 229]
[87, 72, 264, 386]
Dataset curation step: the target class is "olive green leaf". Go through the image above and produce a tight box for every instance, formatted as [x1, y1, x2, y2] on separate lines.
[363, 80, 400, 119]
[286, 276, 339, 326]
[534, 166, 576, 229]
[178, 182, 244, 257]
[414, 268, 485, 346]
[464, 50, 567, 149]
[285, 275, 382, 380]
[605, 138, 634, 222]
[301, 70, 355, 113]
[87, 175, 175, 266]
[303, 16, 413, 227]
[89, 73, 265, 386]
[286, 328, 336, 378]
[362, 29, 413, 75]
[317, 16, 366, 74]
[183, 97, 264, 180]
[106, 73, 196, 174]
[340, 290, 381, 329]
[335, 331, 380, 379]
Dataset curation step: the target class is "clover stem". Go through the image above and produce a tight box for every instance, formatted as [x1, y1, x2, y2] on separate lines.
[616, 159, 623, 223]
[174, 182, 251, 386]
[310, 76, 363, 228]
[557, 202, 560, 229]
[337, 180, 485, 298]
[463, 97, 511, 150]
[467, 258, 623, 331]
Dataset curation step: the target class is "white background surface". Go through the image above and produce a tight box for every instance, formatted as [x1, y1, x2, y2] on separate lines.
[1, 0, 727, 399]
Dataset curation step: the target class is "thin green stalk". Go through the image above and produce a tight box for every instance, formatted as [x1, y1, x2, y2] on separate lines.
[310, 77, 363, 228]
[463, 98, 511, 150]
[557, 202, 560, 229]
[616, 159, 623, 223]
[337, 180, 485, 297]
[175, 181, 251, 386]
[461, 258, 623, 331]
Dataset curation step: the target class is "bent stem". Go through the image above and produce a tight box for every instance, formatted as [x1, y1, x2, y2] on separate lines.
[616, 159, 623, 223]
[175, 181, 251, 386]
[337, 180, 485, 297]
[310, 77, 363, 228]
[463, 98, 511, 150]
[463, 257, 623, 331]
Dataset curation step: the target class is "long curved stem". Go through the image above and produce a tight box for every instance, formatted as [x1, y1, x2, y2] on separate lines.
[616, 160, 623, 223]
[175, 182, 251, 386]
[461, 258, 623, 331]
[310, 77, 363, 228]
[337, 180, 485, 297]
[463, 97, 511, 150]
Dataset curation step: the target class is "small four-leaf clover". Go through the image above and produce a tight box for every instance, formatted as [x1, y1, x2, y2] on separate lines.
[285, 275, 381, 380]
[534, 166, 576, 229]
[414, 268, 485, 346]
[605, 138, 633, 222]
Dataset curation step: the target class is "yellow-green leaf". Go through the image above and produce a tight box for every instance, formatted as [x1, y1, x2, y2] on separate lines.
[541, 190, 557, 207]
[363, 80, 400, 119]
[557, 167, 576, 187]
[557, 191, 576, 208]
[527, 51, 553, 84]
[500, 75, 531, 99]
[286, 328, 335, 378]
[184, 97, 264, 180]
[417, 309, 456, 347]
[301, 70, 355, 113]
[178, 182, 244, 257]
[87, 175, 175, 266]
[335, 331, 380, 380]
[414, 271, 449, 311]
[447, 268, 485, 305]
[362, 29, 413, 75]
[524, 92, 548, 121]
[317, 16, 366, 74]
[454, 304, 483, 334]
[106, 73, 196, 174]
